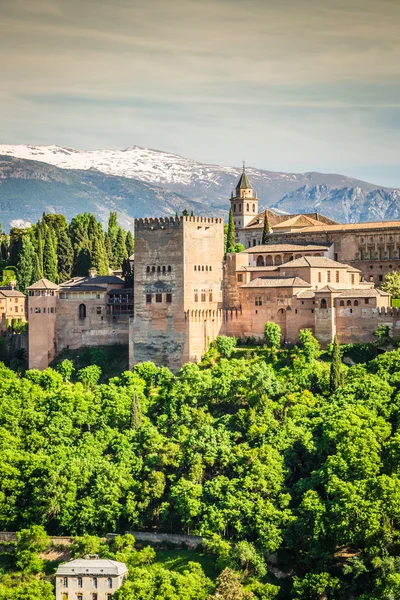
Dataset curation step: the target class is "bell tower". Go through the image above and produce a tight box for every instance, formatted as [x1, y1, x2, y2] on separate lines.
[230, 163, 259, 237]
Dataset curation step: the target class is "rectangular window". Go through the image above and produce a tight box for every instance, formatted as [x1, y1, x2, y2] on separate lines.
[92, 595, 98, 600]
[327, 271, 331, 283]
[360, 248, 364, 260]
[318, 272, 321, 283]
[166, 293, 172, 303]
[78, 596, 83, 600]
[336, 271, 339, 283]
[255, 297, 262, 306]
[370, 248, 374, 260]
[35, 308, 41, 314]
[379, 275, 383, 282]
[365, 298, 369, 304]
[209, 290, 213, 302]
[15, 307, 18, 313]
[201, 290, 206, 302]
[50, 307, 54, 314]
[155, 294, 162, 303]
[389, 247, 393, 259]
[194, 290, 198, 302]
[237, 274, 243, 282]
[96, 307, 101, 314]
[351, 274, 355, 284]
[146, 294, 152, 304]
[63, 578, 68, 588]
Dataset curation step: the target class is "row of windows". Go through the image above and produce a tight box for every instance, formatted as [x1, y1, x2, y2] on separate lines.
[194, 265, 213, 272]
[63, 576, 113, 589]
[29, 290, 56, 297]
[32, 307, 56, 314]
[253, 298, 370, 308]
[62, 595, 111, 600]
[232, 203, 256, 213]
[60, 292, 102, 300]
[360, 248, 399, 260]
[194, 289, 213, 302]
[146, 293, 172, 304]
[146, 265, 172, 273]
[360, 236, 395, 244]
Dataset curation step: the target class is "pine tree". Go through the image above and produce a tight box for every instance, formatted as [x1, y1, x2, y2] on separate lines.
[104, 233, 113, 265]
[88, 216, 109, 275]
[262, 210, 270, 245]
[226, 208, 235, 253]
[57, 228, 74, 282]
[125, 230, 134, 257]
[16, 235, 36, 293]
[36, 226, 44, 277]
[32, 252, 43, 283]
[114, 227, 127, 268]
[72, 222, 91, 276]
[130, 393, 142, 430]
[107, 211, 118, 268]
[330, 335, 343, 392]
[43, 226, 58, 283]
[190, 210, 194, 217]
[182, 209, 189, 217]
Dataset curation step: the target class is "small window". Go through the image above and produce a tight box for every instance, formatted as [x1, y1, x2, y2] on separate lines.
[206, 265, 208, 271]
[194, 265, 197, 271]
[365, 298, 369, 304]
[155, 293, 162, 303]
[107, 578, 113, 589]
[233, 204, 236, 213]
[93, 577, 98, 588]
[247, 204, 249, 211]
[209, 266, 212, 271]
[162, 266, 166, 273]
[63, 577, 68, 588]
[146, 266, 150, 273]
[96, 307, 101, 315]
[255, 297, 262, 306]
[146, 294, 152, 304]
[318, 272, 321, 283]
[166, 293, 172, 303]
[327, 271, 331, 283]
[339, 300, 345, 306]
[252, 204, 255, 212]
[379, 275, 383, 282]
[347, 300, 352, 306]
[194, 291, 198, 302]
[202, 266, 204, 271]
[152, 266, 156, 273]
[336, 271, 339, 283]
[157, 266, 161, 273]
[237, 274, 243, 282]
[92, 595, 98, 600]
[78, 595, 83, 600]
[351, 274, 355, 284]
[354, 300, 359, 306]
[168, 265, 172, 272]
[35, 308, 41, 314]
[320, 298, 327, 309]
[209, 290, 213, 302]
[78, 577, 82, 588]
[79, 304, 86, 319]
[201, 290, 206, 302]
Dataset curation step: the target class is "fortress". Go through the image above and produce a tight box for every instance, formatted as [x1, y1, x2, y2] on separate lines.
[27, 167, 400, 371]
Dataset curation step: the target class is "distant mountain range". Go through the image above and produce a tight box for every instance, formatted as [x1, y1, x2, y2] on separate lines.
[0, 143, 399, 228]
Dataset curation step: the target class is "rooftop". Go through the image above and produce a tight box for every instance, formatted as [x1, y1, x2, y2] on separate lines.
[241, 276, 311, 288]
[278, 256, 361, 271]
[0, 289, 25, 298]
[56, 558, 128, 577]
[60, 275, 124, 288]
[243, 243, 330, 254]
[244, 209, 338, 230]
[28, 278, 58, 290]
[236, 166, 252, 190]
[282, 220, 400, 234]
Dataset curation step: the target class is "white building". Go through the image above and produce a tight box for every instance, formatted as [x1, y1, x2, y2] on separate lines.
[55, 555, 128, 600]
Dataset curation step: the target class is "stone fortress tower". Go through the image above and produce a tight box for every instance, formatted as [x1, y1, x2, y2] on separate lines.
[131, 216, 225, 371]
[230, 164, 259, 242]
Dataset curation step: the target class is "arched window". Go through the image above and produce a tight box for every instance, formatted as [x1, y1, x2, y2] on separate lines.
[347, 300, 352, 306]
[168, 265, 172, 272]
[239, 203, 242, 211]
[152, 266, 155, 273]
[339, 300, 345, 306]
[162, 266, 166, 273]
[354, 300, 359, 306]
[202, 266, 204, 271]
[107, 578, 113, 589]
[146, 266, 150, 273]
[63, 577, 68, 588]
[233, 204, 236, 213]
[252, 204, 255, 212]
[79, 304, 86, 319]
[206, 265, 209, 271]
[320, 299, 327, 309]
[246, 203, 249, 212]
[157, 266, 161, 273]
[93, 577, 98, 588]
[194, 265, 197, 271]
[78, 577, 82, 588]
[256, 255, 264, 266]
[209, 266, 212, 271]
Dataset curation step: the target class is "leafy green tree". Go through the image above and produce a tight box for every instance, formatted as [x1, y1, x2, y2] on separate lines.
[77, 365, 102, 387]
[298, 329, 321, 362]
[125, 230, 134, 257]
[374, 324, 389, 339]
[16, 235, 36, 293]
[15, 526, 49, 574]
[264, 322, 281, 349]
[210, 335, 237, 358]
[57, 359, 75, 382]
[330, 335, 343, 391]
[211, 568, 254, 600]
[381, 270, 400, 298]
[130, 392, 142, 430]
[43, 226, 58, 282]
[261, 210, 270, 245]
[182, 209, 189, 216]
[57, 228, 74, 282]
[226, 208, 236, 254]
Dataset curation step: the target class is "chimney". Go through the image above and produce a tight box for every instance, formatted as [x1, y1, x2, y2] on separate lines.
[88, 269, 97, 279]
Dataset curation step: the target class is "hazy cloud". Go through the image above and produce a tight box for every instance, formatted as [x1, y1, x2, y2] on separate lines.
[0, 0, 399, 185]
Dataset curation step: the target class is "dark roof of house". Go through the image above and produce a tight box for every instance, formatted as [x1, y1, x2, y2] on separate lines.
[60, 285, 106, 293]
[279, 256, 361, 271]
[243, 243, 330, 254]
[244, 209, 338, 230]
[236, 167, 252, 190]
[241, 276, 311, 288]
[108, 288, 133, 295]
[28, 278, 58, 290]
[0, 289, 25, 298]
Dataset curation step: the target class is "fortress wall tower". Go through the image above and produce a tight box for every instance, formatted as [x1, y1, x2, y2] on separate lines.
[27, 279, 59, 370]
[131, 216, 225, 370]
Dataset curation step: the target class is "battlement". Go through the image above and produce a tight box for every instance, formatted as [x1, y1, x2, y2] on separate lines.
[135, 216, 224, 230]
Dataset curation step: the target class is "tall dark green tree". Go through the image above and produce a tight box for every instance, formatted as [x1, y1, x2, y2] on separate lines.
[226, 208, 235, 254]
[72, 222, 91, 276]
[57, 228, 74, 282]
[125, 230, 134, 257]
[36, 226, 44, 277]
[88, 216, 109, 275]
[122, 258, 133, 288]
[262, 210, 270, 245]
[16, 235, 36, 293]
[43, 226, 58, 282]
[182, 209, 189, 217]
[330, 335, 343, 392]
[114, 227, 127, 268]
[32, 253, 43, 284]
[130, 393, 142, 430]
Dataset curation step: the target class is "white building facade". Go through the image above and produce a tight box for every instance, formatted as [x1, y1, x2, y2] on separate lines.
[55, 556, 128, 600]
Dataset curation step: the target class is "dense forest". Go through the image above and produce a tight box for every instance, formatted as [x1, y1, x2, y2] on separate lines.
[2, 331, 400, 598]
[0, 211, 134, 292]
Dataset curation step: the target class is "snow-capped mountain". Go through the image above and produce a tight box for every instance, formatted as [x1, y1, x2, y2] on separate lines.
[0, 143, 391, 208]
[0, 143, 399, 227]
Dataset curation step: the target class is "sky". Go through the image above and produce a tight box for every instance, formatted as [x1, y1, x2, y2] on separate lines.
[0, 0, 399, 186]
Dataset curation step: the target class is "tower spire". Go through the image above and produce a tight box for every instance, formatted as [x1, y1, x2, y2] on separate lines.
[236, 161, 252, 192]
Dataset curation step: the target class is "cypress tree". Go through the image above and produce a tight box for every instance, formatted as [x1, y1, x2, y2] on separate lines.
[88, 216, 109, 275]
[43, 226, 58, 283]
[57, 228, 74, 282]
[262, 210, 270, 245]
[130, 392, 142, 430]
[72, 222, 91, 276]
[32, 252, 43, 283]
[125, 230, 134, 257]
[114, 227, 127, 268]
[16, 235, 36, 293]
[104, 233, 113, 265]
[190, 210, 194, 217]
[226, 208, 235, 253]
[36, 226, 44, 277]
[107, 211, 118, 267]
[182, 209, 189, 217]
[330, 335, 343, 392]
[122, 258, 133, 287]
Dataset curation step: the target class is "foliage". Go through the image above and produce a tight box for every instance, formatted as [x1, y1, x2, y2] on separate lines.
[261, 211, 270, 245]
[330, 335, 343, 391]
[16, 234, 36, 293]
[381, 270, 400, 298]
[210, 335, 238, 358]
[264, 322, 281, 349]
[297, 329, 321, 362]
[226, 209, 236, 254]
[374, 324, 389, 339]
